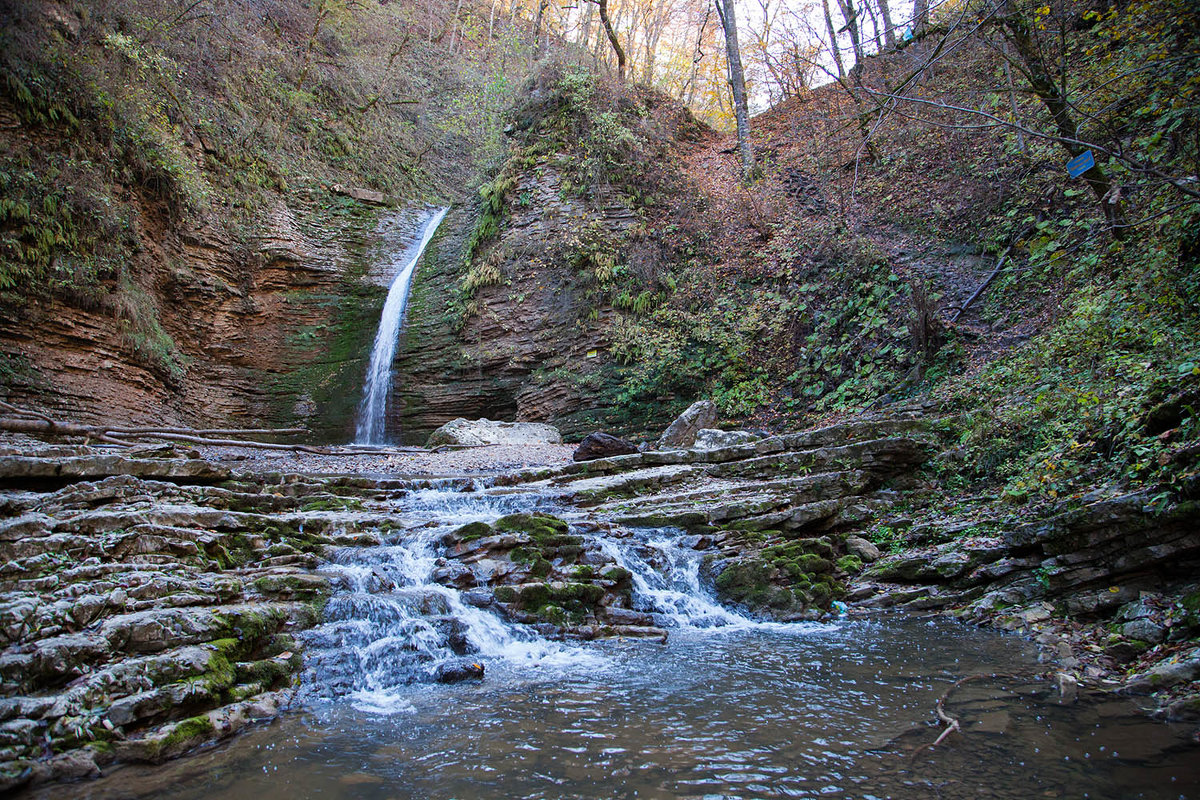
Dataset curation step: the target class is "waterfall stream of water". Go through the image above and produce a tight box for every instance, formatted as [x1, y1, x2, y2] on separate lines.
[354, 206, 449, 445]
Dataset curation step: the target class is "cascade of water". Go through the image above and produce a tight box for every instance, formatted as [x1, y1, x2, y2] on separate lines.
[300, 488, 784, 714]
[354, 206, 449, 445]
[599, 532, 754, 630]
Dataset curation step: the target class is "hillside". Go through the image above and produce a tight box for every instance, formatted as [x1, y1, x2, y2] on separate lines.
[0, 0, 522, 439]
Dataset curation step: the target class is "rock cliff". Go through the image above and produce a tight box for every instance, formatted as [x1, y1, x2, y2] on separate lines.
[0, 190, 389, 440]
[392, 69, 711, 441]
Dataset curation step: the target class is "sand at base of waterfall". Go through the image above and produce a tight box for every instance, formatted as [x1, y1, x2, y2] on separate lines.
[200, 443, 577, 477]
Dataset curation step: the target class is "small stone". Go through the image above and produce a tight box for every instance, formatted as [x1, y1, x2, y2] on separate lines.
[1164, 693, 1200, 722]
[1056, 672, 1079, 704]
[433, 658, 485, 683]
[691, 429, 760, 450]
[1121, 618, 1166, 644]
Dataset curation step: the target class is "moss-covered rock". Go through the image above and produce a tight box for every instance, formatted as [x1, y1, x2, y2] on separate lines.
[454, 521, 493, 541]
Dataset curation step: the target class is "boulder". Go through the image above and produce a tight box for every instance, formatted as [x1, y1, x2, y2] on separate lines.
[1125, 648, 1200, 693]
[433, 658, 485, 683]
[573, 433, 638, 462]
[656, 400, 718, 449]
[691, 429, 760, 450]
[426, 418, 562, 448]
[844, 535, 882, 563]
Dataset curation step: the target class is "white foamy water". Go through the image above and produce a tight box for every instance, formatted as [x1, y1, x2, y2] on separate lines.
[355, 206, 449, 445]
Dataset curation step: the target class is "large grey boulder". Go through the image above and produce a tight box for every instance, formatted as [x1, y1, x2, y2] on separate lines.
[426, 418, 562, 448]
[691, 429, 760, 451]
[656, 400, 718, 449]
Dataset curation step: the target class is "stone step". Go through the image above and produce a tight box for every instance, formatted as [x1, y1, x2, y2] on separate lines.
[0, 454, 230, 486]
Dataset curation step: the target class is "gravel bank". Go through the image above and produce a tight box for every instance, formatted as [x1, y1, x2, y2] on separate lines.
[197, 443, 578, 477]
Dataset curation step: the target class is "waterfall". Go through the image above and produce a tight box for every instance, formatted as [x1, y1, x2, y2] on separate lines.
[598, 532, 752, 630]
[354, 206, 449, 445]
[299, 486, 783, 715]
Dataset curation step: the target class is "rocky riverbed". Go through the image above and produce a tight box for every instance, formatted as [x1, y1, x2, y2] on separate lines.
[195, 442, 578, 477]
[1, 406, 1198, 793]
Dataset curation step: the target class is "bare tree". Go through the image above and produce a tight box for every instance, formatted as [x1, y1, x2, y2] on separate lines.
[586, 0, 627, 81]
[715, 0, 756, 182]
[994, 0, 1126, 235]
[877, 0, 896, 49]
[834, 0, 863, 67]
[913, 0, 929, 36]
[821, 0, 846, 77]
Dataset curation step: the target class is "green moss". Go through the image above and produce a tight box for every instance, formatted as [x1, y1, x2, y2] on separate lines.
[494, 513, 578, 548]
[714, 558, 774, 607]
[235, 657, 295, 688]
[508, 581, 606, 619]
[213, 608, 285, 643]
[252, 574, 328, 600]
[509, 546, 537, 565]
[454, 521, 493, 541]
[299, 495, 365, 512]
[538, 604, 568, 626]
[836, 555, 864, 574]
[601, 566, 633, 585]
[161, 715, 215, 751]
[195, 645, 237, 694]
[795, 554, 832, 574]
[1181, 591, 1200, 614]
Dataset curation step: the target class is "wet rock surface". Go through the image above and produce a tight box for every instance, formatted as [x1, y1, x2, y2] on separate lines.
[5, 403, 1200, 792]
[0, 442, 410, 793]
[434, 512, 658, 640]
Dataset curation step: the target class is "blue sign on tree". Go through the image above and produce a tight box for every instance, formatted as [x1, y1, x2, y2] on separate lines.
[1066, 150, 1095, 177]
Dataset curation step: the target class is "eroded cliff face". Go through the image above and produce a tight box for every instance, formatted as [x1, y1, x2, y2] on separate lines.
[393, 174, 635, 442]
[392, 73, 710, 443]
[0, 0, 506, 441]
[0, 183, 389, 441]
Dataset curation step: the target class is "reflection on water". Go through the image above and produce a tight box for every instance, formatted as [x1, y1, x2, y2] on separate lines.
[41, 616, 1200, 800]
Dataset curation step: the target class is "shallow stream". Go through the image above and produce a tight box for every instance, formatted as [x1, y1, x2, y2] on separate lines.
[44, 484, 1200, 799]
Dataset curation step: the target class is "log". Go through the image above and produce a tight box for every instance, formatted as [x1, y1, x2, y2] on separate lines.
[0, 417, 334, 452]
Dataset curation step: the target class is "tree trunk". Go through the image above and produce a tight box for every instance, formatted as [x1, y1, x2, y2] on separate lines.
[1000, 6, 1126, 237]
[448, 0, 465, 52]
[593, 0, 627, 81]
[580, 1, 594, 53]
[877, 0, 896, 49]
[531, 0, 547, 62]
[716, 0, 756, 182]
[913, 0, 929, 36]
[834, 0, 863, 67]
[863, 0, 882, 53]
[822, 0, 846, 77]
[682, 5, 711, 105]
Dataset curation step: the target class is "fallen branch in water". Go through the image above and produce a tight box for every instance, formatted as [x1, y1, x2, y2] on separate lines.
[910, 671, 1042, 761]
